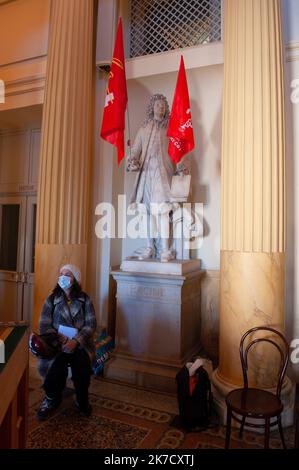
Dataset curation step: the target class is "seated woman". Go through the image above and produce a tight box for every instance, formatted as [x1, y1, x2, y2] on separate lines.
[36, 264, 97, 421]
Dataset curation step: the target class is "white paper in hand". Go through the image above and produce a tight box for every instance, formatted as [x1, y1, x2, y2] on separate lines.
[58, 325, 78, 339]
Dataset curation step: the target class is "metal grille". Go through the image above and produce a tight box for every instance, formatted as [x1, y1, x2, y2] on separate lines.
[129, 0, 222, 58]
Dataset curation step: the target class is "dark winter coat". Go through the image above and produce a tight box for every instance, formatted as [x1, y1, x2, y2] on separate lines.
[38, 290, 97, 377]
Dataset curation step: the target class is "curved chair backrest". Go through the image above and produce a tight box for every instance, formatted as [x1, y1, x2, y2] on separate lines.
[240, 326, 289, 398]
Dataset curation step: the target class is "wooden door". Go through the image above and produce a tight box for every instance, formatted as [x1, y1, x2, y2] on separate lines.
[0, 195, 37, 324]
[0, 196, 26, 321]
[23, 196, 37, 324]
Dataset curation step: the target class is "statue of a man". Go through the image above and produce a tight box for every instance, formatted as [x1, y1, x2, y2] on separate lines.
[127, 93, 190, 262]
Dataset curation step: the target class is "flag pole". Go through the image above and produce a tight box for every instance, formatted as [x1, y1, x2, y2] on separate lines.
[126, 103, 132, 161]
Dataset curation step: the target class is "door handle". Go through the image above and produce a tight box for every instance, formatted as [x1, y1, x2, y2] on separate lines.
[11, 272, 19, 282]
[20, 272, 28, 283]
[11, 272, 29, 282]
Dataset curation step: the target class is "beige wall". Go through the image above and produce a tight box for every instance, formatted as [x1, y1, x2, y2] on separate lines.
[89, 69, 125, 331]
[0, 127, 40, 192]
[0, 0, 49, 66]
[200, 270, 219, 362]
[285, 43, 299, 380]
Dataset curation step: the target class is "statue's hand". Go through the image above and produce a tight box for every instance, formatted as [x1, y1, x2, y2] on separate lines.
[175, 161, 190, 176]
[126, 158, 140, 172]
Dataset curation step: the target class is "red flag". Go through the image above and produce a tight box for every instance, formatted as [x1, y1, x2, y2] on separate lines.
[100, 18, 128, 164]
[167, 56, 195, 164]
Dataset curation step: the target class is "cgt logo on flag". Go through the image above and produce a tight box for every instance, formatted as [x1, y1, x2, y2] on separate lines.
[169, 109, 193, 151]
[105, 91, 114, 108]
[0, 339, 4, 363]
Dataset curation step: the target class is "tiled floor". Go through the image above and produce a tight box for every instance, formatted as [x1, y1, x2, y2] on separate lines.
[29, 356, 179, 415]
[29, 357, 297, 449]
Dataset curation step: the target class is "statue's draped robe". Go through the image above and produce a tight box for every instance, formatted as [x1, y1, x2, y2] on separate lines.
[129, 121, 175, 210]
[128, 120, 191, 256]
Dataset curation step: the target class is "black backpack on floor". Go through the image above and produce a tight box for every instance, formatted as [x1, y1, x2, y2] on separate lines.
[176, 364, 212, 429]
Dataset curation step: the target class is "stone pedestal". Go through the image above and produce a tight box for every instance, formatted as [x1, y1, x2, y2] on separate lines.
[105, 260, 203, 393]
[120, 258, 201, 275]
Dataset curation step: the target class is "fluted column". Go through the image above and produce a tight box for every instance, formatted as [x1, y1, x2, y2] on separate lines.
[212, 0, 294, 424]
[33, 0, 94, 329]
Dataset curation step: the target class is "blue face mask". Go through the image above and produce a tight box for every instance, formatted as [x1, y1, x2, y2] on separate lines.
[58, 275, 72, 290]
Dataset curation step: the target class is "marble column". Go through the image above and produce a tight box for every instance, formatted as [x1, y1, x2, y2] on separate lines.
[212, 0, 294, 425]
[33, 0, 94, 329]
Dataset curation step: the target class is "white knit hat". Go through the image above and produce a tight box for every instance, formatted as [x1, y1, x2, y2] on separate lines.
[60, 264, 81, 284]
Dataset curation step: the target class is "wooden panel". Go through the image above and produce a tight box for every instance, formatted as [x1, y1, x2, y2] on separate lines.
[23, 279, 34, 326]
[0, 277, 20, 322]
[0, 130, 30, 193]
[29, 129, 40, 185]
[23, 196, 37, 326]
[0, 0, 50, 66]
[0, 58, 46, 112]
[17, 368, 29, 448]
[10, 392, 18, 449]
[0, 330, 28, 426]
[0, 400, 12, 448]
[0, 329, 29, 449]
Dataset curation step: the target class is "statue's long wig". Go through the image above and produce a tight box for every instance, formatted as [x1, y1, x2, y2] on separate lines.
[143, 93, 170, 129]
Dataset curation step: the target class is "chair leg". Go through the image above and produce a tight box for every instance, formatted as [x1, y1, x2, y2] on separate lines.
[277, 415, 287, 449]
[264, 417, 270, 449]
[225, 407, 232, 449]
[295, 411, 299, 449]
[239, 416, 246, 438]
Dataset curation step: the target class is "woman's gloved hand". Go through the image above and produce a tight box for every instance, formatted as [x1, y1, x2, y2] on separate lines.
[62, 338, 78, 354]
[58, 333, 68, 344]
[126, 158, 140, 172]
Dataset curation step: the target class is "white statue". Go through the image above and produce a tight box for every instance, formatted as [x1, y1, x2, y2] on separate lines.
[127, 93, 190, 262]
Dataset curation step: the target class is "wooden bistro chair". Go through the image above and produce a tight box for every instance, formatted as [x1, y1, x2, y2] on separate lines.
[225, 326, 289, 449]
